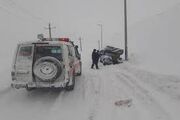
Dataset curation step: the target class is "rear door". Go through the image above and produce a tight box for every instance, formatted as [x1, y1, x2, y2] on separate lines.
[15, 44, 34, 82]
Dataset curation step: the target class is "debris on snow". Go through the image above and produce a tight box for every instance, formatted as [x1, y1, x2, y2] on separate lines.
[114, 99, 132, 107]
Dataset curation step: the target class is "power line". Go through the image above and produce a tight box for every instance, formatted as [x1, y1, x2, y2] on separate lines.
[10, 0, 47, 23]
[0, 4, 31, 21]
[0, 0, 48, 24]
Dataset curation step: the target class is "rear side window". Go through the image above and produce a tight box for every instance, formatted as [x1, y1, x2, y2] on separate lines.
[18, 46, 32, 57]
[16, 45, 33, 62]
[34, 46, 63, 61]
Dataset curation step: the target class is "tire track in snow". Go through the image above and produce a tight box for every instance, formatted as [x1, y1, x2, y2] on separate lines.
[81, 66, 141, 120]
[120, 65, 180, 120]
[85, 69, 102, 120]
[122, 65, 180, 100]
[45, 74, 88, 120]
[115, 69, 172, 120]
[46, 68, 102, 120]
[0, 88, 61, 120]
[0, 86, 12, 98]
[95, 67, 140, 120]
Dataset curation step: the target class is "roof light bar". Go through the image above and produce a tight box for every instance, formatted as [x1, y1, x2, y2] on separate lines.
[58, 38, 69, 42]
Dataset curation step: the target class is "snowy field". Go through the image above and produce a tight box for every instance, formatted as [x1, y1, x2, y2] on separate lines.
[0, 57, 180, 120]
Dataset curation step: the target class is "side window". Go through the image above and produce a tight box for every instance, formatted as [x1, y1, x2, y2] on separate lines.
[16, 45, 33, 63]
[18, 46, 32, 57]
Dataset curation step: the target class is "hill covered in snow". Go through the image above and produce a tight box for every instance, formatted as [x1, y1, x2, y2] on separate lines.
[128, 3, 180, 76]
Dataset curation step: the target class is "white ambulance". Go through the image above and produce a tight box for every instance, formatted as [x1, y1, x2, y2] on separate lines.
[11, 38, 82, 91]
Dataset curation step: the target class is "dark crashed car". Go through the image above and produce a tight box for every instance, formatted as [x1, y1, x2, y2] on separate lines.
[100, 46, 123, 65]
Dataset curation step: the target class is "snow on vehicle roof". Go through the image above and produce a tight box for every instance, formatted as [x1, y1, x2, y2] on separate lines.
[18, 39, 74, 46]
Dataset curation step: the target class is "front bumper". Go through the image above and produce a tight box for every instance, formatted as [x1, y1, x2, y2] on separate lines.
[11, 80, 68, 89]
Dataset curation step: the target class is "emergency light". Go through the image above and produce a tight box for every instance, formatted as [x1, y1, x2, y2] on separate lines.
[40, 38, 70, 42]
[58, 38, 69, 42]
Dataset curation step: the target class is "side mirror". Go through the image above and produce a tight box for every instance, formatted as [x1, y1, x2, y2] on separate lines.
[77, 54, 81, 60]
[75, 45, 78, 49]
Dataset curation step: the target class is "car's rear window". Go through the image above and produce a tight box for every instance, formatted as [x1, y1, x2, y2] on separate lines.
[18, 46, 32, 57]
[16, 45, 33, 63]
[35, 46, 63, 61]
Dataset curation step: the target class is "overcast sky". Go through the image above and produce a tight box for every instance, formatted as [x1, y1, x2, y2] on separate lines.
[0, 0, 180, 71]
[1, 0, 179, 41]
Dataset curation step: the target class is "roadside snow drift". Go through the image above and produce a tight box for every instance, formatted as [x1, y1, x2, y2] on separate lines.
[129, 3, 180, 76]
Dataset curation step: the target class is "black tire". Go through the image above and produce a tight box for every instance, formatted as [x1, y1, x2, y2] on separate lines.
[65, 73, 75, 91]
[52, 87, 63, 92]
[26, 86, 35, 91]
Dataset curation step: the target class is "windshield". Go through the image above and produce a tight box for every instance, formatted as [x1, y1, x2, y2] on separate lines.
[34, 45, 63, 61]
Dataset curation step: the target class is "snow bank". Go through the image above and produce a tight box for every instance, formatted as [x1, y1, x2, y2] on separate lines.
[129, 3, 180, 76]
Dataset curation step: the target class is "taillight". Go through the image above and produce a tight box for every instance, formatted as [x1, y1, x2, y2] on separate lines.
[11, 71, 16, 81]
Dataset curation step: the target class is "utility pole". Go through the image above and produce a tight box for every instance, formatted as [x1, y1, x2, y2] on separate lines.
[48, 23, 52, 40]
[45, 23, 56, 40]
[97, 24, 103, 49]
[79, 37, 82, 51]
[98, 40, 100, 50]
[124, 0, 128, 60]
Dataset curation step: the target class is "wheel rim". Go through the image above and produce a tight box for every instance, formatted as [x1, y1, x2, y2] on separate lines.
[33, 57, 62, 81]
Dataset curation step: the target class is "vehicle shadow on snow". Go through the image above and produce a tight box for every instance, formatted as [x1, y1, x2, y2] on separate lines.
[0, 86, 12, 97]
[0, 76, 83, 105]
[0, 88, 64, 105]
[25, 88, 64, 102]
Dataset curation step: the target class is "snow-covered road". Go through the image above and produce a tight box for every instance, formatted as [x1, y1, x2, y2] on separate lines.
[0, 62, 180, 120]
